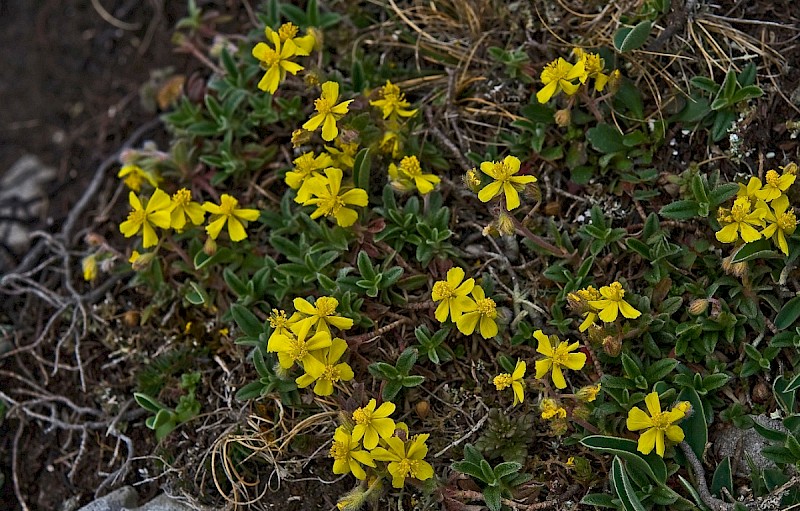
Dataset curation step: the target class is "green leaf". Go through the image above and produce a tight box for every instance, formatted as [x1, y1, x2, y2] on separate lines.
[710, 457, 733, 497]
[614, 21, 652, 52]
[659, 200, 700, 220]
[235, 380, 266, 401]
[357, 251, 377, 280]
[730, 239, 776, 263]
[134, 392, 164, 413]
[762, 444, 796, 464]
[483, 486, 502, 511]
[773, 375, 796, 413]
[580, 435, 667, 483]
[610, 456, 647, 511]
[586, 123, 627, 154]
[678, 387, 707, 460]
[493, 461, 522, 479]
[231, 304, 263, 338]
[783, 372, 800, 393]
[580, 493, 617, 507]
[702, 373, 730, 392]
[679, 475, 713, 511]
[645, 359, 678, 383]
[452, 460, 486, 482]
[621, 353, 643, 379]
[353, 148, 372, 193]
[395, 347, 418, 375]
[401, 375, 425, 387]
[690, 174, 709, 203]
[382, 380, 404, 401]
[690, 76, 720, 95]
[709, 183, 739, 205]
[775, 295, 800, 330]
[711, 110, 737, 142]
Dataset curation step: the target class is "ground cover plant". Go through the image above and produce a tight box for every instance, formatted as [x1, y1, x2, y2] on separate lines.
[3, 0, 800, 509]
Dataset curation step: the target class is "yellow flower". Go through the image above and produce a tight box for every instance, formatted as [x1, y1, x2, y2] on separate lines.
[202, 194, 260, 241]
[536, 57, 586, 103]
[329, 426, 376, 480]
[82, 254, 98, 282]
[388, 156, 440, 195]
[289, 296, 354, 335]
[539, 398, 567, 420]
[534, 330, 586, 389]
[576, 383, 602, 403]
[266, 323, 332, 370]
[286, 151, 334, 199]
[119, 189, 172, 248]
[369, 81, 417, 120]
[761, 195, 797, 255]
[568, 286, 602, 332]
[756, 169, 795, 202]
[129, 250, 141, 264]
[456, 286, 498, 338]
[380, 131, 402, 158]
[267, 309, 293, 345]
[252, 28, 305, 94]
[626, 392, 686, 457]
[477, 155, 537, 210]
[715, 196, 766, 244]
[300, 167, 369, 227]
[464, 168, 482, 192]
[325, 140, 359, 169]
[297, 338, 354, 396]
[431, 267, 476, 322]
[117, 164, 159, 192]
[370, 434, 434, 488]
[588, 282, 641, 322]
[737, 176, 762, 203]
[269, 22, 315, 55]
[303, 81, 354, 141]
[493, 360, 526, 405]
[352, 399, 396, 450]
[169, 188, 205, 231]
[573, 48, 609, 91]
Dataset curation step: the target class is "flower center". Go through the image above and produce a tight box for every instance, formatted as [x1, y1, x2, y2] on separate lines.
[493, 373, 512, 390]
[649, 411, 672, 431]
[258, 46, 281, 67]
[476, 298, 497, 317]
[552, 343, 574, 365]
[269, 309, 288, 329]
[606, 282, 625, 301]
[219, 195, 239, 216]
[315, 297, 339, 317]
[432, 281, 454, 300]
[278, 22, 299, 41]
[314, 97, 333, 116]
[396, 458, 418, 479]
[730, 197, 751, 222]
[329, 440, 348, 460]
[765, 170, 780, 187]
[124, 173, 144, 191]
[288, 337, 308, 362]
[490, 161, 512, 181]
[172, 188, 191, 206]
[322, 364, 340, 382]
[778, 211, 797, 231]
[541, 60, 571, 83]
[352, 407, 372, 425]
[400, 156, 421, 177]
[294, 154, 316, 175]
[583, 53, 603, 74]
[127, 209, 147, 225]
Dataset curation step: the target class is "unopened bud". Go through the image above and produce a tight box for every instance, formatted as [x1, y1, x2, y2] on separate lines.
[602, 335, 622, 357]
[304, 71, 321, 86]
[554, 108, 571, 127]
[782, 162, 798, 176]
[607, 69, 622, 94]
[496, 213, 516, 236]
[203, 237, 218, 256]
[526, 182, 542, 203]
[464, 168, 482, 192]
[82, 255, 98, 282]
[130, 251, 155, 271]
[688, 299, 709, 315]
[576, 383, 601, 403]
[292, 129, 312, 147]
[415, 400, 430, 419]
[673, 401, 692, 418]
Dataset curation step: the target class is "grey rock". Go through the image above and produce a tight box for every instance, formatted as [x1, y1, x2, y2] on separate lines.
[714, 414, 787, 477]
[77, 488, 195, 511]
[77, 486, 138, 511]
[0, 154, 56, 250]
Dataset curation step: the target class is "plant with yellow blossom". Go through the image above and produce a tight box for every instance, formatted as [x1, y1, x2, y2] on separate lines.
[534, 330, 586, 389]
[118, 164, 159, 192]
[286, 152, 333, 201]
[369, 81, 417, 120]
[761, 194, 797, 255]
[567, 285, 602, 332]
[303, 81, 354, 141]
[329, 426, 376, 480]
[536, 57, 586, 103]
[715, 196, 766, 244]
[299, 167, 369, 227]
[289, 296, 354, 335]
[266, 322, 331, 370]
[626, 392, 688, 457]
[456, 285, 498, 339]
[370, 434, 434, 488]
[297, 338, 354, 396]
[252, 23, 311, 94]
[119, 189, 172, 248]
[431, 267, 476, 323]
[387, 155, 440, 195]
[493, 360, 526, 405]
[572, 48, 610, 91]
[539, 398, 567, 420]
[756, 169, 795, 202]
[589, 282, 642, 322]
[169, 188, 204, 231]
[351, 398, 396, 450]
[477, 155, 537, 210]
[202, 194, 260, 241]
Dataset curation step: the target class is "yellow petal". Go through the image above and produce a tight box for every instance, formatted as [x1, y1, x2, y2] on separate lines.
[536, 81, 559, 103]
[666, 425, 685, 443]
[626, 407, 653, 431]
[551, 364, 567, 389]
[638, 428, 657, 455]
[715, 223, 740, 243]
[563, 352, 587, 370]
[535, 331, 554, 356]
[644, 392, 662, 416]
[503, 182, 521, 210]
[321, 114, 338, 142]
[205, 216, 227, 240]
[535, 359, 552, 379]
[478, 180, 503, 203]
[618, 300, 641, 319]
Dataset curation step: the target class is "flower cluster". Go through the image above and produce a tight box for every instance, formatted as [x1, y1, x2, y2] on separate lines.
[567, 281, 641, 332]
[534, 330, 586, 389]
[252, 22, 315, 94]
[329, 398, 433, 490]
[267, 296, 355, 396]
[388, 155, 440, 195]
[431, 267, 498, 339]
[370, 81, 418, 159]
[716, 163, 798, 255]
[536, 48, 619, 104]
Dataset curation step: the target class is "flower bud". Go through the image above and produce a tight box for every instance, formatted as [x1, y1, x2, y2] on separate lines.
[782, 162, 798, 176]
[554, 108, 571, 127]
[131, 251, 155, 271]
[82, 255, 98, 282]
[602, 335, 622, 357]
[688, 299, 709, 315]
[291, 129, 312, 148]
[496, 213, 516, 236]
[203, 237, 218, 256]
[576, 383, 601, 403]
[415, 400, 430, 419]
[464, 168, 482, 193]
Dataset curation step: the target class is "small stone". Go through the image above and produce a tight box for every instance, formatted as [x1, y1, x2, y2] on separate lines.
[76, 486, 138, 511]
